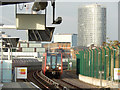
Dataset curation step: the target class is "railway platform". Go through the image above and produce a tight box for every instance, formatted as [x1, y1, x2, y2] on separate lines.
[62, 70, 99, 89]
[1, 82, 39, 90]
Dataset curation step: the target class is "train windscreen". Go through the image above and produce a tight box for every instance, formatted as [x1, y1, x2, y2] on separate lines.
[57, 55, 61, 65]
[46, 56, 51, 65]
[52, 56, 56, 69]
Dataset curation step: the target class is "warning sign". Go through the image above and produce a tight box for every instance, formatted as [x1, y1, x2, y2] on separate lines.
[114, 68, 120, 80]
[16, 67, 27, 79]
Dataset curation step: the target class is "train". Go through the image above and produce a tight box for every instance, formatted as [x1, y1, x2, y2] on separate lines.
[42, 53, 63, 78]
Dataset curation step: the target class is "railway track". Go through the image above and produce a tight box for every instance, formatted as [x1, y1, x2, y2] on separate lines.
[27, 71, 48, 89]
[52, 78, 82, 89]
[27, 70, 59, 89]
[27, 70, 98, 90]
[39, 70, 82, 89]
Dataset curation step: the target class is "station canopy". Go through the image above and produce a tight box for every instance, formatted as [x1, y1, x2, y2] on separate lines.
[16, 14, 45, 30]
[28, 27, 55, 41]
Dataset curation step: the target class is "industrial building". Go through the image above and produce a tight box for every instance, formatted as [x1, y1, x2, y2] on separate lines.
[78, 4, 106, 47]
[44, 33, 77, 59]
[17, 41, 45, 58]
[54, 33, 77, 47]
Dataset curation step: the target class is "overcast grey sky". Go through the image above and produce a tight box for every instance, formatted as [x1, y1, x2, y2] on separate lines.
[0, 0, 119, 41]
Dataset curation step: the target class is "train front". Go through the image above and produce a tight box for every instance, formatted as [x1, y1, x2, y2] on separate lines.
[45, 53, 63, 78]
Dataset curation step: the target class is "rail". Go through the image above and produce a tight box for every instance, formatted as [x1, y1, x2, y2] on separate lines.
[40, 71, 59, 88]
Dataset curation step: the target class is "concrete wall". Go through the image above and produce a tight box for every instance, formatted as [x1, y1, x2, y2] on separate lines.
[79, 74, 120, 88]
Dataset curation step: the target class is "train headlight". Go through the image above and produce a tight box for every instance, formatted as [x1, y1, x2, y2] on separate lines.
[58, 67, 61, 70]
[46, 66, 49, 69]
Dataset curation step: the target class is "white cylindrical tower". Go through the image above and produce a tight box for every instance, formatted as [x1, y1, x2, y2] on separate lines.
[78, 4, 106, 47]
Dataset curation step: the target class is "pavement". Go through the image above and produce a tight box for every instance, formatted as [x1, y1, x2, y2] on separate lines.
[62, 70, 99, 89]
[1, 82, 40, 90]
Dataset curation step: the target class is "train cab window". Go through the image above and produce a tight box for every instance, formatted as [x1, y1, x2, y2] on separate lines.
[57, 55, 61, 65]
[51, 56, 56, 69]
[47, 56, 51, 65]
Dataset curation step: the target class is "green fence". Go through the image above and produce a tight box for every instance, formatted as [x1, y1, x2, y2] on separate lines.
[76, 46, 120, 81]
[67, 59, 76, 70]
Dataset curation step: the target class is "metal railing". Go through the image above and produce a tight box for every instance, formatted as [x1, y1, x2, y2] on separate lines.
[40, 71, 59, 88]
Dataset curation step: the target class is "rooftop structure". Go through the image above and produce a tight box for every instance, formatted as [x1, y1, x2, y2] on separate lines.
[54, 33, 77, 47]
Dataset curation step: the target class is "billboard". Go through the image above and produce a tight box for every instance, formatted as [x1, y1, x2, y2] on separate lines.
[16, 67, 27, 79]
[16, 14, 45, 30]
[114, 68, 120, 80]
[28, 27, 55, 41]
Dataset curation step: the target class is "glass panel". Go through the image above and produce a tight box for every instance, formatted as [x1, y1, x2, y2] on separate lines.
[57, 55, 61, 65]
[52, 56, 56, 69]
[46, 56, 51, 65]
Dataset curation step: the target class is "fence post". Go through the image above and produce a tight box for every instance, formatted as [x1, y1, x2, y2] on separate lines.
[99, 48, 103, 87]
[95, 48, 98, 78]
[79, 51, 81, 75]
[83, 49, 85, 75]
[99, 48, 102, 72]
[86, 49, 89, 76]
[107, 46, 111, 78]
[112, 46, 116, 68]
[89, 50, 92, 77]
[118, 46, 120, 68]
[79, 51, 82, 75]
[84, 50, 86, 76]
[92, 49, 95, 78]
[67, 57, 70, 70]
[76, 52, 80, 75]
[81, 50, 83, 75]
[103, 47, 106, 80]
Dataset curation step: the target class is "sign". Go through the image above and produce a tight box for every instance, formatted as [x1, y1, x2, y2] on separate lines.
[114, 68, 120, 80]
[16, 67, 27, 79]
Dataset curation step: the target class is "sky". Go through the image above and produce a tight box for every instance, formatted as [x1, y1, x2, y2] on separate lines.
[0, 0, 119, 41]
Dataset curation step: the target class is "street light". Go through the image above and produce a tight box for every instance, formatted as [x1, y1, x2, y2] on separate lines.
[53, 17, 62, 24]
